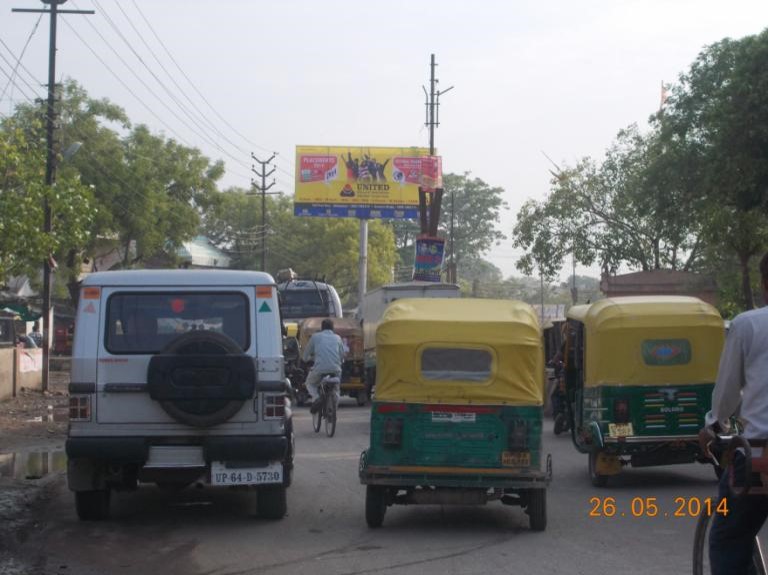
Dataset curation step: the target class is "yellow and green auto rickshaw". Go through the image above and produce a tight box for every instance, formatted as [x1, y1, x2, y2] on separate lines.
[359, 298, 551, 530]
[564, 296, 725, 486]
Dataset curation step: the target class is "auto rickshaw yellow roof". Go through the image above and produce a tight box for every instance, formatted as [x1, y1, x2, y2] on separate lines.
[566, 296, 722, 330]
[377, 297, 541, 346]
[375, 298, 544, 405]
[566, 296, 724, 388]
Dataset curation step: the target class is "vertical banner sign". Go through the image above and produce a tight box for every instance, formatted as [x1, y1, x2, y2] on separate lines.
[295, 146, 438, 219]
[413, 236, 445, 282]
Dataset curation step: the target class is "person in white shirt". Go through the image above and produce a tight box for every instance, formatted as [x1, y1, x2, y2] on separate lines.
[700, 251, 768, 574]
[302, 319, 345, 413]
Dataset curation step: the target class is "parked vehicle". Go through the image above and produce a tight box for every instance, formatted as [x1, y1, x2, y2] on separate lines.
[359, 282, 460, 398]
[359, 298, 551, 530]
[66, 270, 293, 520]
[564, 295, 725, 486]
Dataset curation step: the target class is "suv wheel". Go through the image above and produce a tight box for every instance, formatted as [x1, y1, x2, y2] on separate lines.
[257, 485, 287, 519]
[75, 489, 111, 521]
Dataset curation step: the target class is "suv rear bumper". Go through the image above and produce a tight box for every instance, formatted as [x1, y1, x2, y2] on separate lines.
[66, 435, 288, 464]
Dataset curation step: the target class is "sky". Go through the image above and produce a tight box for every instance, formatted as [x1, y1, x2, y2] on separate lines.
[2, 0, 768, 281]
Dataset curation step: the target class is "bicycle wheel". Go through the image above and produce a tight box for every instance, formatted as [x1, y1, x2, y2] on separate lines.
[312, 391, 322, 433]
[325, 393, 336, 438]
[692, 504, 767, 575]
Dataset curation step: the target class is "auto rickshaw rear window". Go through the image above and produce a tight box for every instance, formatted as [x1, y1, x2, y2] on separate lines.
[105, 292, 249, 354]
[420, 347, 492, 382]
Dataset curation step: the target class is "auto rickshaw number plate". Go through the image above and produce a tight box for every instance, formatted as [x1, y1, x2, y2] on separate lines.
[608, 423, 634, 438]
[502, 451, 530, 467]
[431, 412, 476, 423]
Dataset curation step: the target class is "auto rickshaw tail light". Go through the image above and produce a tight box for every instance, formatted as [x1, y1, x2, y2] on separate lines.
[383, 418, 404, 447]
[508, 420, 528, 451]
[613, 399, 630, 423]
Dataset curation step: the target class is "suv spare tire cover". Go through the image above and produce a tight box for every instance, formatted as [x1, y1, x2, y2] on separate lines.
[147, 331, 255, 428]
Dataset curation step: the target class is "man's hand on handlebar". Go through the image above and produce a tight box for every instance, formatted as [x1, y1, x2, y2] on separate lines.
[699, 426, 717, 459]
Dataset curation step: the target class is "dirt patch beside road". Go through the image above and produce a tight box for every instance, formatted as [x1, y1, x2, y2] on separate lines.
[0, 372, 68, 575]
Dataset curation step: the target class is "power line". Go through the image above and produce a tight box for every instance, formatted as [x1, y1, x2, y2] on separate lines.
[0, 15, 44, 104]
[68, 4, 250, 175]
[127, 0, 288, 161]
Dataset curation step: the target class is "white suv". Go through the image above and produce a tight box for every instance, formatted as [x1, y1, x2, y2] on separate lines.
[66, 270, 293, 520]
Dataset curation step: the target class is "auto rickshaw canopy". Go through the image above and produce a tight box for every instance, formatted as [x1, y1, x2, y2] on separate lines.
[375, 298, 544, 405]
[566, 296, 724, 387]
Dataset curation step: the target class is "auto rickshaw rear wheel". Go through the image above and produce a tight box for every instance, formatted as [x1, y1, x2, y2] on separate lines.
[589, 451, 609, 487]
[527, 488, 546, 531]
[365, 485, 387, 528]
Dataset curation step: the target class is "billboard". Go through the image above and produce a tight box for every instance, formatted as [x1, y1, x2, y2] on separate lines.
[294, 146, 435, 219]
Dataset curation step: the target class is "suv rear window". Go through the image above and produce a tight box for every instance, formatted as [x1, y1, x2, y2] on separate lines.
[105, 292, 249, 354]
[280, 290, 329, 319]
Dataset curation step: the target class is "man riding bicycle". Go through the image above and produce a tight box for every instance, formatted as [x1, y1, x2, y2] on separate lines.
[302, 319, 345, 414]
[699, 251, 768, 575]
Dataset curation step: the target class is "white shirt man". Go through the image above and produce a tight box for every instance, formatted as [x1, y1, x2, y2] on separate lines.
[302, 319, 345, 411]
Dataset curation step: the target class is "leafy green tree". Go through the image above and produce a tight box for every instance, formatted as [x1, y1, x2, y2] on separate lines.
[202, 194, 397, 307]
[441, 172, 508, 276]
[390, 172, 507, 281]
[513, 125, 703, 281]
[0, 117, 94, 284]
[658, 29, 768, 309]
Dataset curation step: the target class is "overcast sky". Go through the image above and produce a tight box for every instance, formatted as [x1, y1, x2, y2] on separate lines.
[2, 1, 767, 280]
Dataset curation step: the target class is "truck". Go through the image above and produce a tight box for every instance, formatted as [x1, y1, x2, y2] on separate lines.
[359, 282, 461, 397]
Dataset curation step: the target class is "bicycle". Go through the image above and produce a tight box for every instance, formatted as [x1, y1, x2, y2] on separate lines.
[312, 373, 340, 438]
[692, 435, 768, 575]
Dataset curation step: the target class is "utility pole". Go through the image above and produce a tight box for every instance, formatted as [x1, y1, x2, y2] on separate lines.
[13, 0, 93, 392]
[422, 54, 454, 278]
[250, 153, 278, 272]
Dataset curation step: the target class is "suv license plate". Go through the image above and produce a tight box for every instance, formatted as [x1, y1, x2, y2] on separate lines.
[210, 462, 283, 486]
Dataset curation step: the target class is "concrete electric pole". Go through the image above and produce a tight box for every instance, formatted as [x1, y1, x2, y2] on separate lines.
[12, 0, 93, 392]
[250, 153, 278, 272]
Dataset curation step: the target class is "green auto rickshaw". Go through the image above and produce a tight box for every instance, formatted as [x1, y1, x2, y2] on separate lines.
[359, 298, 552, 530]
[564, 296, 725, 486]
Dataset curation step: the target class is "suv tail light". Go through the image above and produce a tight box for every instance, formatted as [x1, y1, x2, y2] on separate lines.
[613, 399, 630, 423]
[264, 394, 286, 419]
[69, 395, 91, 421]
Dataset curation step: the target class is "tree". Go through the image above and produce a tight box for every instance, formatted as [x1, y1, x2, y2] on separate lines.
[202, 194, 397, 307]
[513, 125, 703, 280]
[390, 172, 507, 280]
[441, 172, 508, 277]
[0, 117, 94, 284]
[657, 29, 768, 309]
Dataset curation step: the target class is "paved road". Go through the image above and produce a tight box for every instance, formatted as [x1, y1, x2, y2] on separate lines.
[17, 403, 758, 575]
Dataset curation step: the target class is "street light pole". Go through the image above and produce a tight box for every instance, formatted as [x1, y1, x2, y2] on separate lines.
[12, 0, 93, 391]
